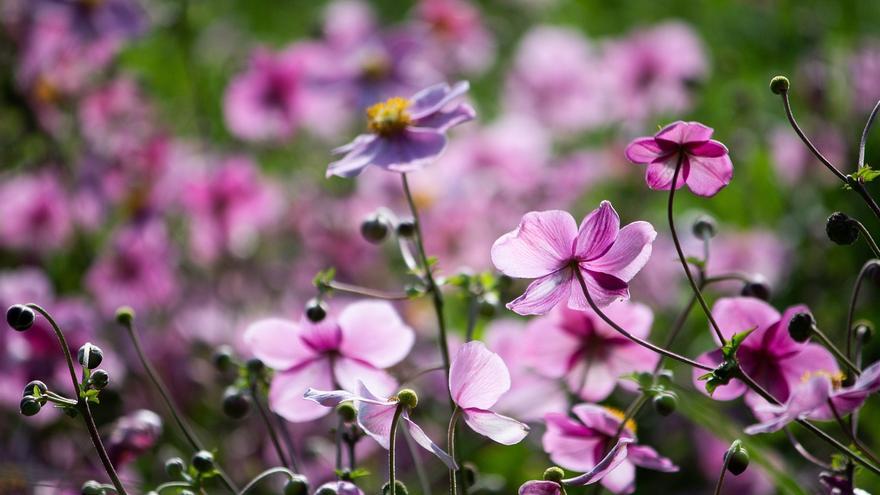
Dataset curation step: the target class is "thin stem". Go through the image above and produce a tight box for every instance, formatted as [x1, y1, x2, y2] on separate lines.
[828, 400, 880, 466]
[855, 220, 880, 258]
[666, 153, 726, 344]
[400, 365, 445, 386]
[239, 467, 296, 495]
[609, 395, 648, 448]
[154, 481, 193, 494]
[572, 271, 713, 371]
[28, 304, 128, 495]
[44, 391, 79, 407]
[811, 326, 861, 377]
[274, 414, 301, 473]
[388, 405, 405, 495]
[117, 316, 238, 493]
[325, 280, 410, 300]
[347, 428, 357, 470]
[402, 425, 432, 495]
[447, 407, 462, 495]
[250, 384, 292, 470]
[859, 99, 880, 169]
[846, 261, 878, 359]
[653, 291, 699, 373]
[335, 415, 344, 473]
[713, 448, 730, 495]
[783, 427, 832, 470]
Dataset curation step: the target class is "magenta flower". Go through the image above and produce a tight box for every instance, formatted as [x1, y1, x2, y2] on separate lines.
[491, 201, 656, 315]
[304, 382, 456, 468]
[691, 298, 839, 411]
[524, 302, 658, 401]
[624, 121, 733, 197]
[327, 81, 475, 178]
[244, 301, 414, 422]
[543, 405, 678, 494]
[106, 409, 163, 466]
[0, 171, 73, 254]
[518, 440, 632, 494]
[449, 341, 529, 445]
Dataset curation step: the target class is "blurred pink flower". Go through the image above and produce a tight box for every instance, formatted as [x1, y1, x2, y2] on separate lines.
[850, 39, 880, 112]
[523, 302, 658, 401]
[769, 125, 845, 185]
[491, 202, 656, 315]
[79, 77, 155, 158]
[0, 171, 72, 253]
[625, 121, 733, 197]
[245, 301, 414, 422]
[34, 0, 147, 43]
[544, 404, 678, 494]
[412, 0, 496, 75]
[693, 428, 774, 495]
[106, 409, 163, 466]
[328, 81, 475, 177]
[449, 341, 529, 445]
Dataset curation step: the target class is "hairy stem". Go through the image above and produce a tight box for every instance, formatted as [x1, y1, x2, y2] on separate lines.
[388, 405, 405, 495]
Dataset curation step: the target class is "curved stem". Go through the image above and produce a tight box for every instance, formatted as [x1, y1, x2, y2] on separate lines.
[666, 154, 726, 344]
[155, 481, 194, 494]
[855, 220, 880, 258]
[402, 426, 432, 495]
[28, 304, 128, 495]
[828, 400, 880, 466]
[239, 467, 296, 495]
[713, 448, 731, 495]
[783, 427, 832, 470]
[811, 326, 861, 377]
[846, 261, 878, 358]
[117, 316, 238, 493]
[250, 383, 293, 470]
[573, 271, 712, 371]
[447, 407, 462, 495]
[400, 365, 445, 386]
[388, 404, 405, 495]
[324, 280, 410, 300]
[859, 99, 880, 169]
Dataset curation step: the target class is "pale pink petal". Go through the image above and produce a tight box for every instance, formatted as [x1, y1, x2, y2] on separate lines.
[244, 318, 316, 370]
[461, 407, 529, 445]
[518, 481, 563, 495]
[575, 201, 620, 261]
[624, 137, 663, 164]
[403, 414, 457, 469]
[449, 341, 511, 409]
[627, 445, 678, 472]
[269, 358, 334, 422]
[567, 361, 618, 402]
[508, 269, 574, 316]
[412, 103, 476, 132]
[711, 297, 780, 346]
[683, 153, 733, 197]
[327, 135, 383, 178]
[644, 155, 686, 191]
[599, 301, 654, 340]
[378, 130, 448, 174]
[338, 301, 415, 368]
[745, 375, 832, 434]
[523, 316, 581, 378]
[357, 399, 398, 449]
[585, 221, 656, 282]
[303, 388, 359, 407]
[600, 460, 636, 495]
[543, 413, 602, 471]
[568, 271, 628, 309]
[333, 357, 398, 397]
[563, 440, 632, 486]
[491, 210, 578, 278]
[779, 344, 840, 390]
[571, 404, 630, 438]
[409, 81, 470, 119]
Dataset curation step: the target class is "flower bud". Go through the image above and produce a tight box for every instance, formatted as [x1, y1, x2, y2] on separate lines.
[24, 380, 48, 397]
[114, 306, 135, 326]
[462, 462, 478, 488]
[305, 298, 328, 323]
[191, 450, 215, 473]
[826, 212, 859, 245]
[788, 312, 814, 343]
[769, 76, 790, 94]
[164, 457, 186, 478]
[856, 322, 873, 343]
[91, 369, 110, 390]
[77, 343, 103, 369]
[396, 220, 416, 238]
[543, 466, 565, 483]
[692, 215, 717, 240]
[652, 391, 678, 416]
[222, 387, 252, 419]
[382, 480, 409, 495]
[245, 357, 265, 375]
[213, 345, 234, 372]
[740, 279, 771, 301]
[396, 388, 418, 409]
[20, 395, 41, 416]
[6, 304, 35, 331]
[283, 475, 309, 495]
[336, 402, 357, 422]
[361, 214, 389, 244]
[81, 480, 103, 495]
[724, 441, 750, 475]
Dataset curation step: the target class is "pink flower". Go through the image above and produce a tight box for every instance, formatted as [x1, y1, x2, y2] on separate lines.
[106, 410, 163, 466]
[304, 382, 455, 468]
[244, 301, 414, 422]
[624, 121, 733, 197]
[491, 201, 656, 315]
[691, 298, 839, 413]
[524, 302, 658, 401]
[0, 171, 73, 253]
[448, 341, 529, 445]
[79, 77, 155, 158]
[327, 81, 475, 177]
[413, 0, 496, 75]
[543, 404, 678, 494]
[519, 440, 632, 494]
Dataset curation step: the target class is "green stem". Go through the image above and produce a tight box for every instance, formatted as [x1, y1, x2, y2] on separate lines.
[447, 407, 462, 495]
[324, 280, 410, 300]
[388, 404, 405, 495]
[811, 326, 861, 377]
[154, 481, 193, 494]
[859, 99, 880, 169]
[846, 261, 878, 359]
[828, 400, 880, 466]
[855, 220, 880, 258]
[402, 425, 432, 495]
[28, 304, 128, 495]
[250, 383, 293, 471]
[713, 449, 731, 495]
[239, 467, 297, 494]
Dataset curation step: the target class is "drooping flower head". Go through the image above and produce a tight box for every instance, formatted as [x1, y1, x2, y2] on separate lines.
[244, 301, 414, 422]
[448, 341, 530, 445]
[491, 201, 656, 315]
[625, 121, 733, 197]
[327, 81, 475, 178]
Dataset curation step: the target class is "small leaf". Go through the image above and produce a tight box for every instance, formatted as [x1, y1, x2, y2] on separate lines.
[685, 256, 706, 269]
[853, 166, 880, 183]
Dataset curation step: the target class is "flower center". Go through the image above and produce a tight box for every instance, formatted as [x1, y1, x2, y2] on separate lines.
[366, 97, 411, 136]
[33, 77, 59, 104]
[603, 406, 637, 434]
[801, 369, 846, 390]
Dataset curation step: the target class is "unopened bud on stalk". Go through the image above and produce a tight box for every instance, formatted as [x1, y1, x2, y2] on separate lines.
[305, 298, 328, 323]
[114, 306, 135, 326]
[77, 343, 103, 369]
[164, 457, 186, 478]
[91, 369, 110, 389]
[6, 304, 35, 332]
[543, 466, 565, 483]
[724, 440, 750, 475]
[382, 480, 409, 495]
[692, 215, 717, 240]
[769, 76, 790, 95]
[740, 278, 771, 301]
[361, 214, 389, 244]
[336, 402, 357, 422]
[396, 388, 418, 409]
[652, 391, 678, 416]
[283, 475, 309, 495]
[788, 312, 815, 343]
[825, 212, 859, 245]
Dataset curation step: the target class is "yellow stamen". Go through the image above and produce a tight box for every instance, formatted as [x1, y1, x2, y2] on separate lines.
[603, 406, 637, 434]
[366, 97, 411, 136]
[801, 369, 847, 389]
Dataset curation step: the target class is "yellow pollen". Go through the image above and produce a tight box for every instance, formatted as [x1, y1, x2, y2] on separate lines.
[33, 77, 58, 105]
[367, 97, 411, 136]
[801, 370, 846, 389]
[603, 406, 637, 434]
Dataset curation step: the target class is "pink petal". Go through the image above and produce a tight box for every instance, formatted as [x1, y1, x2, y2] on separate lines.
[377, 130, 448, 174]
[683, 153, 733, 197]
[543, 413, 602, 471]
[338, 301, 414, 368]
[711, 297, 780, 346]
[409, 81, 470, 119]
[355, 382, 398, 449]
[269, 358, 334, 422]
[411, 103, 476, 132]
[244, 318, 316, 370]
[449, 341, 511, 409]
[567, 361, 618, 402]
[627, 445, 678, 472]
[599, 301, 654, 340]
[779, 344, 840, 393]
[644, 155, 686, 191]
[563, 440, 633, 486]
[687, 139, 728, 157]
[600, 460, 636, 495]
[624, 137, 663, 164]
[461, 407, 529, 445]
[303, 388, 359, 407]
[507, 269, 574, 316]
[491, 210, 578, 278]
[656, 121, 714, 145]
[518, 481, 563, 495]
[585, 221, 656, 283]
[575, 201, 620, 261]
[758, 304, 811, 354]
[327, 135, 382, 178]
[745, 375, 832, 434]
[571, 404, 630, 438]
[333, 357, 398, 397]
[568, 271, 628, 309]
[403, 414, 457, 469]
[523, 315, 581, 378]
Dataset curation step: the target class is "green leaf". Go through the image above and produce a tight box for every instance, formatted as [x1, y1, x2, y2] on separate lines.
[721, 327, 756, 360]
[685, 256, 706, 269]
[336, 468, 370, 479]
[312, 267, 336, 288]
[853, 166, 880, 183]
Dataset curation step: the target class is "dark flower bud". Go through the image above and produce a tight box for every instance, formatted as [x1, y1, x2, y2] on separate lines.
[77, 343, 103, 369]
[396, 388, 418, 409]
[91, 369, 110, 390]
[191, 450, 215, 473]
[338, 469, 353, 481]
[382, 480, 409, 495]
[361, 214, 389, 244]
[462, 462, 478, 488]
[305, 298, 328, 323]
[24, 380, 48, 397]
[283, 475, 309, 495]
[20, 395, 41, 416]
[336, 402, 357, 422]
[213, 345, 234, 372]
[114, 306, 135, 326]
[724, 441, 750, 475]
[396, 220, 416, 238]
[740, 279, 771, 301]
[7, 304, 35, 331]
[222, 387, 252, 419]
[692, 215, 717, 240]
[788, 312, 815, 343]
[543, 466, 565, 483]
[652, 391, 678, 416]
[245, 357, 265, 375]
[826, 212, 859, 245]
[769, 76, 790, 95]
[164, 457, 186, 478]
[856, 322, 873, 343]
[316, 488, 337, 495]
[81, 480, 104, 495]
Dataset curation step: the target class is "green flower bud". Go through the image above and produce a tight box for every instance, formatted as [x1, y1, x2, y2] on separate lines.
[396, 389, 418, 409]
[462, 462, 478, 488]
[164, 457, 186, 478]
[283, 475, 309, 495]
[740, 279, 771, 301]
[361, 214, 389, 244]
[856, 322, 873, 343]
[769, 76, 790, 95]
[81, 480, 104, 495]
[543, 466, 565, 483]
[20, 395, 41, 416]
[23, 380, 48, 397]
[305, 298, 328, 323]
[245, 357, 265, 375]
[114, 306, 135, 326]
[652, 391, 678, 417]
[382, 480, 409, 495]
[223, 387, 252, 419]
[336, 402, 357, 422]
[396, 220, 416, 238]
[90, 369, 110, 390]
[692, 215, 717, 240]
[724, 441, 750, 475]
